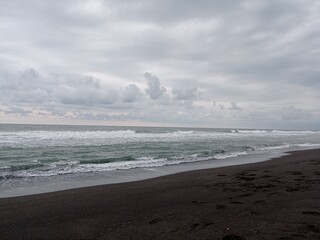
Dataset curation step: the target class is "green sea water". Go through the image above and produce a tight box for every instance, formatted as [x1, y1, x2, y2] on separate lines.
[1, 124, 320, 182]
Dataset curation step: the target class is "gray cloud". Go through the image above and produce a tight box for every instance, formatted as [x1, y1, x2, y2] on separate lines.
[172, 87, 197, 101]
[0, 0, 319, 129]
[53, 84, 119, 106]
[122, 84, 142, 103]
[3, 106, 32, 116]
[144, 72, 167, 100]
[229, 102, 241, 111]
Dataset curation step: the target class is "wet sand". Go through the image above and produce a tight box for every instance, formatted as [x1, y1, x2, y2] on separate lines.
[0, 149, 319, 240]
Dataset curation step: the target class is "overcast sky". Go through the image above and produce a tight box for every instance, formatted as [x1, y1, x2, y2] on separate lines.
[0, 0, 319, 129]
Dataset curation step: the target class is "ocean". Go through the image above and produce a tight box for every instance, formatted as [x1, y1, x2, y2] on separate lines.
[1, 124, 320, 196]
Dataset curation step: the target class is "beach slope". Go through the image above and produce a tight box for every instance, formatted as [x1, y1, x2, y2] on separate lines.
[0, 149, 319, 240]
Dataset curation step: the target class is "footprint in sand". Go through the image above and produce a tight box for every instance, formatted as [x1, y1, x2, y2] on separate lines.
[313, 171, 320, 176]
[306, 224, 320, 233]
[237, 176, 255, 181]
[192, 200, 206, 205]
[149, 217, 162, 225]
[222, 234, 246, 240]
[260, 175, 272, 178]
[253, 200, 265, 204]
[189, 223, 200, 232]
[189, 222, 214, 232]
[287, 171, 303, 176]
[216, 204, 226, 209]
[286, 187, 300, 192]
[302, 211, 320, 216]
[238, 193, 252, 197]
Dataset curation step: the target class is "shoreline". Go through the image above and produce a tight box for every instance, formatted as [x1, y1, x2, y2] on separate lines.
[0, 147, 294, 198]
[0, 147, 317, 198]
[1, 148, 319, 239]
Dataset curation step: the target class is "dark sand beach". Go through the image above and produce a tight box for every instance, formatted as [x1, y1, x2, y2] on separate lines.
[0, 149, 319, 240]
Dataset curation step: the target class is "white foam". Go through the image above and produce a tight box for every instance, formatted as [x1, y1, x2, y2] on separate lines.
[258, 144, 291, 151]
[271, 130, 319, 135]
[173, 130, 194, 134]
[296, 143, 320, 147]
[238, 130, 269, 134]
[257, 143, 320, 151]
[214, 151, 249, 159]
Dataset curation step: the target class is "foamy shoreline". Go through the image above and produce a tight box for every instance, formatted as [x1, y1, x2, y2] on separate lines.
[1, 146, 317, 198]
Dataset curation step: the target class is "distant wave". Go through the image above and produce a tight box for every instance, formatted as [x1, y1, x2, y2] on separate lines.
[1, 128, 319, 140]
[1, 128, 320, 149]
[231, 129, 320, 135]
[270, 130, 320, 135]
[237, 130, 269, 134]
[255, 143, 320, 151]
[0, 129, 137, 140]
[173, 130, 194, 134]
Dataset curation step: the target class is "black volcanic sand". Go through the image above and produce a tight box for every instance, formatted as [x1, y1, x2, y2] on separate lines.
[0, 149, 320, 240]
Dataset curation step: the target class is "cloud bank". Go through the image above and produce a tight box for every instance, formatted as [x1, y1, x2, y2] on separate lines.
[0, 0, 319, 129]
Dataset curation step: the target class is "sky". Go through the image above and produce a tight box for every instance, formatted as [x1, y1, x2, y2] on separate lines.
[0, 0, 319, 130]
